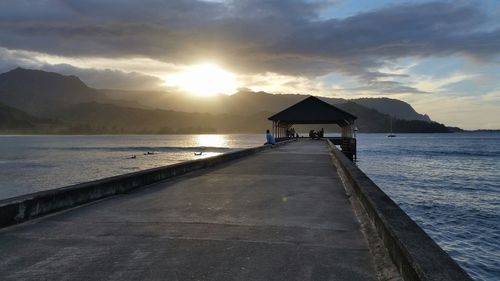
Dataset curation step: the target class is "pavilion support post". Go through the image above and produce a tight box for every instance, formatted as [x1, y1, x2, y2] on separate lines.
[340, 123, 353, 138]
[339, 123, 356, 161]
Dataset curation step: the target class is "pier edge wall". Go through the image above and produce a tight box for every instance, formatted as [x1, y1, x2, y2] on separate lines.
[0, 140, 294, 229]
[327, 140, 472, 281]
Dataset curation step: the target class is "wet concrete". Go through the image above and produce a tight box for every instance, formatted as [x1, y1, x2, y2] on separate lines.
[0, 140, 377, 281]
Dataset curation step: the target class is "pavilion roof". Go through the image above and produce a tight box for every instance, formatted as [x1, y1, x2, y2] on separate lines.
[268, 96, 357, 126]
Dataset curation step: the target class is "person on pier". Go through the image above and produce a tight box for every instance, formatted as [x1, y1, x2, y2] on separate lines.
[265, 129, 276, 145]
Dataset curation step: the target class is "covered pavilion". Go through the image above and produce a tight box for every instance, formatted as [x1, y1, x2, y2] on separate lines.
[268, 96, 358, 159]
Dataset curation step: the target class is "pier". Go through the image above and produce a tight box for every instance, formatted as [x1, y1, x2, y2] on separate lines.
[0, 139, 473, 281]
[0, 141, 377, 280]
[0, 96, 473, 280]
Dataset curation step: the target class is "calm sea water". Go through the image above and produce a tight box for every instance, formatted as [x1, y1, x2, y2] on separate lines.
[0, 134, 264, 199]
[355, 133, 500, 281]
[0, 133, 498, 280]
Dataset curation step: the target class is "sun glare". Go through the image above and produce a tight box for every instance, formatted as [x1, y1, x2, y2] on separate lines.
[196, 134, 227, 147]
[164, 63, 237, 96]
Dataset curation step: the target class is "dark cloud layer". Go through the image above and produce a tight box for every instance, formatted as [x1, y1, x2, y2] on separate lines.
[0, 0, 499, 93]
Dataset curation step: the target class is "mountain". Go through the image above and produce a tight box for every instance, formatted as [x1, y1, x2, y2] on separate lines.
[353, 98, 431, 121]
[0, 102, 50, 131]
[0, 68, 431, 122]
[102, 89, 431, 122]
[57, 102, 270, 134]
[0, 68, 103, 116]
[334, 102, 448, 133]
[101, 89, 313, 115]
[0, 68, 452, 133]
[51, 101, 449, 134]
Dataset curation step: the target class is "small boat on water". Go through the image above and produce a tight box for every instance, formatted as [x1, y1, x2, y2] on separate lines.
[387, 117, 396, 137]
[194, 152, 203, 156]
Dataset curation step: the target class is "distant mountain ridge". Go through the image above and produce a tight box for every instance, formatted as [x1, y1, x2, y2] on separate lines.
[0, 68, 102, 116]
[102, 88, 431, 122]
[0, 102, 50, 130]
[1, 68, 431, 122]
[0, 68, 451, 133]
[55, 102, 448, 134]
[57, 102, 270, 134]
[354, 98, 430, 122]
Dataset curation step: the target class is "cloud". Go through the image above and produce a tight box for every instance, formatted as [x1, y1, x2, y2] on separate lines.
[0, 48, 42, 71]
[410, 93, 500, 130]
[0, 47, 165, 90]
[1, 1, 498, 77]
[259, 2, 499, 78]
[348, 81, 429, 95]
[0, 0, 500, 107]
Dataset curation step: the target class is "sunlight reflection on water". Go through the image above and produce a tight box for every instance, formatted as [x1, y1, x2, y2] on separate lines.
[196, 134, 227, 148]
[0, 134, 264, 200]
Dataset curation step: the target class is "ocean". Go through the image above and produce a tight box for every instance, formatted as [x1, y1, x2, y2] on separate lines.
[0, 134, 264, 199]
[355, 133, 500, 281]
[0, 133, 498, 280]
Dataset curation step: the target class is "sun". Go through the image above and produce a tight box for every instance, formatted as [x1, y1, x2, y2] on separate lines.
[164, 63, 237, 96]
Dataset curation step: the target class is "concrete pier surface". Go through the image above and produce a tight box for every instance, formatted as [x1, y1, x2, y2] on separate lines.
[0, 141, 377, 281]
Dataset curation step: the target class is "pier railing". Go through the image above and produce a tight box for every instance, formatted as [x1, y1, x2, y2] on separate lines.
[329, 137, 356, 160]
[327, 139, 472, 281]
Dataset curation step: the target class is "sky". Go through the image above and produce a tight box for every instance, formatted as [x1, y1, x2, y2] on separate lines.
[0, 0, 499, 129]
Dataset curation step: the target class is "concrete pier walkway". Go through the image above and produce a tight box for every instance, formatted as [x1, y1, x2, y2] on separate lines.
[0, 141, 377, 281]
